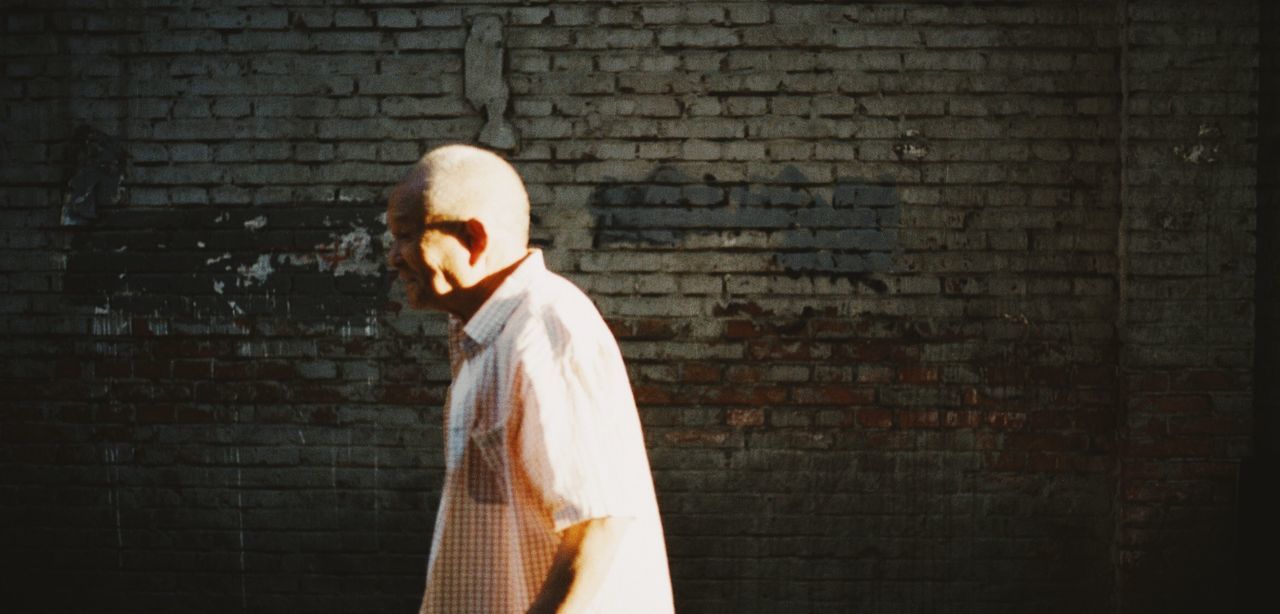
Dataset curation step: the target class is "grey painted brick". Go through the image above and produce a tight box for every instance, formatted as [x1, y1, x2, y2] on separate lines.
[294, 9, 333, 28]
[658, 26, 740, 48]
[247, 9, 288, 30]
[206, 10, 248, 30]
[575, 28, 655, 49]
[640, 7, 683, 24]
[375, 9, 417, 29]
[394, 30, 467, 50]
[333, 9, 373, 28]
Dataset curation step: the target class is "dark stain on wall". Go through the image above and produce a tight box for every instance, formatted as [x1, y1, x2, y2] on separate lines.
[589, 164, 900, 292]
[62, 203, 392, 324]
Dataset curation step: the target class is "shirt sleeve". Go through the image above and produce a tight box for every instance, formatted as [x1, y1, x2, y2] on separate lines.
[514, 322, 643, 532]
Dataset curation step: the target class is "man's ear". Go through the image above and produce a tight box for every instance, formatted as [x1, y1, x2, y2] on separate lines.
[463, 218, 487, 266]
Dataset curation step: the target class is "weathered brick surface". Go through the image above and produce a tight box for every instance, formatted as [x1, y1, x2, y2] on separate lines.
[1115, 2, 1260, 612]
[0, 1, 1260, 612]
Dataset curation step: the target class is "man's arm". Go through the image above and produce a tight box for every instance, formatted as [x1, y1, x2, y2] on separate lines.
[526, 516, 633, 614]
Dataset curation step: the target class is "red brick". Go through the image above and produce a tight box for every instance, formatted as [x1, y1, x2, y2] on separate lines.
[1074, 365, 1115, 387]
[1129, 394, 1212, 414]
[1176, 461, 1240, 479]
[985, 451, 1026, 471]
[94, 360, 131, 378]
[831, 340, 914, 363]
[746, 340, 817, 361]
[177, 407, 215, 423]
[136, 404, 175, 424]
[1027, 366, 1069, 386]
[983, 409, 1024, 429]
[633, 384, 675, 405]
[313, 383, 375, 403]
[856, 408, 894, 429]
[897, 409, 940, 429]
[701, 385, 787, 405]
[855, 365, 894, 384]
[1005, 432, 1086, 451]
[943, 410, 981, 428]
[307, 407, 339, 425]
[1072, 412, 1111, 435]
[1014, 411, 1059, 430]
[54, 358, 82, 378]
[810, 318, 854, 338]
[724, 365, 763, 383]
[724, 408, 764, 427]
[1167, 416, 1247, 436]
[681, 363, 721, 383]
[172, 359, 211, 380]
[1172, 369, 1240, 391]
[257, 360, 297, 380]
[376, 384, 436, 405]
[1126, 371, 1170, 392]
[1127, 438, 1215, 458]
[723, 319, 761, 339]
[133, 360, 169, 379]
[984, 366, 1026, 385]
[212, 360, 254, 380]
[1026, 452, 1064, 473]
[604, 318, 630, 338]
[633, 318, 679, 340]
[791, 385, 875, 406]
[661, 429, 732, 446]
[897, 366, 939, 383]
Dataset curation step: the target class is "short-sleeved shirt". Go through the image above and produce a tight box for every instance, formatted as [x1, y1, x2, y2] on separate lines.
[419, 249, 674, 614]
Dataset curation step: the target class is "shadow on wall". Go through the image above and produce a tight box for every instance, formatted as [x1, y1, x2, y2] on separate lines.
[588, 164, 902, 293]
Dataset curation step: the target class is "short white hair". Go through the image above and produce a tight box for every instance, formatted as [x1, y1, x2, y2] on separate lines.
[401, 144, 530, 253]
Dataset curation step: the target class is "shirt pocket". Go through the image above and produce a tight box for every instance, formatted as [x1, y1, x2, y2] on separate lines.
[466, 423, 509, 504]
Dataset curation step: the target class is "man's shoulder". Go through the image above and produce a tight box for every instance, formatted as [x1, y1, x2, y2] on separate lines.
[504, 270, 612, 353]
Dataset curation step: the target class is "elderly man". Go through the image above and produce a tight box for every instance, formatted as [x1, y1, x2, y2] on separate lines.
[386, 144, 674, 614]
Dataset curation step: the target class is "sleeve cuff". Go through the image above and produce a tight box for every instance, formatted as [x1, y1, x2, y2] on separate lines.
[552, 504, 636, 533]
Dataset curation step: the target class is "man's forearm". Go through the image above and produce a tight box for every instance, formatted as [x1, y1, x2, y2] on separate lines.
[527, 516, 632, 614]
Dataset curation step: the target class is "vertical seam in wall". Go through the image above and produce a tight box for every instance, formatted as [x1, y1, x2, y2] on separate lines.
[1113, 0, 1131, 612]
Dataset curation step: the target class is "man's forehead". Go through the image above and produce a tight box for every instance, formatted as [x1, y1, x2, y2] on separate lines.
[387, 186, 426, 226]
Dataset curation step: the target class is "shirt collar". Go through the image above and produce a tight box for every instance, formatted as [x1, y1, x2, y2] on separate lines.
[456, 249, 544, 353]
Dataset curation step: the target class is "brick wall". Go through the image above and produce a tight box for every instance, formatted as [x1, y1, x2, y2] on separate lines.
[0, 1, 1258, 612]
[1115, 2, 1257, 611]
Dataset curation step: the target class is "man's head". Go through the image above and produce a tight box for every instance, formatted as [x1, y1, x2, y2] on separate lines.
[386, 144, 531, 314]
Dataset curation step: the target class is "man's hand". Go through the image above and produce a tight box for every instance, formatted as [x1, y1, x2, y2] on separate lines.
[526, 516, 632, 614]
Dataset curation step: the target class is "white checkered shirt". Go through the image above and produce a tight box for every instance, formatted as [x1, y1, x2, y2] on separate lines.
[419, 249, 674, 614]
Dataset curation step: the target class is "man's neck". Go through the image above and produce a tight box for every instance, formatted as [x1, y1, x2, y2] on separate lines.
[450, 251, 532, 323]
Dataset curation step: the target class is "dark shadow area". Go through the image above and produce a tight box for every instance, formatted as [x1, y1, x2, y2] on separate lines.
[1242, 1, 1279, 607]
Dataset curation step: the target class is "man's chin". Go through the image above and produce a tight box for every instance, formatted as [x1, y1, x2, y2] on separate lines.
[405, 284, 444, 311]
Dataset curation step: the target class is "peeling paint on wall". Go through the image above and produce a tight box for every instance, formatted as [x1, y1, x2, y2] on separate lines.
[236, 254, 274, 287]
[262, 225, 383, 278]
[893, 128, 930, 161]
[466, 14, 518, 150]
[62, 126, 125, 225]
[318, 226, 380, 277]
[1173, 123, 1222, 165]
